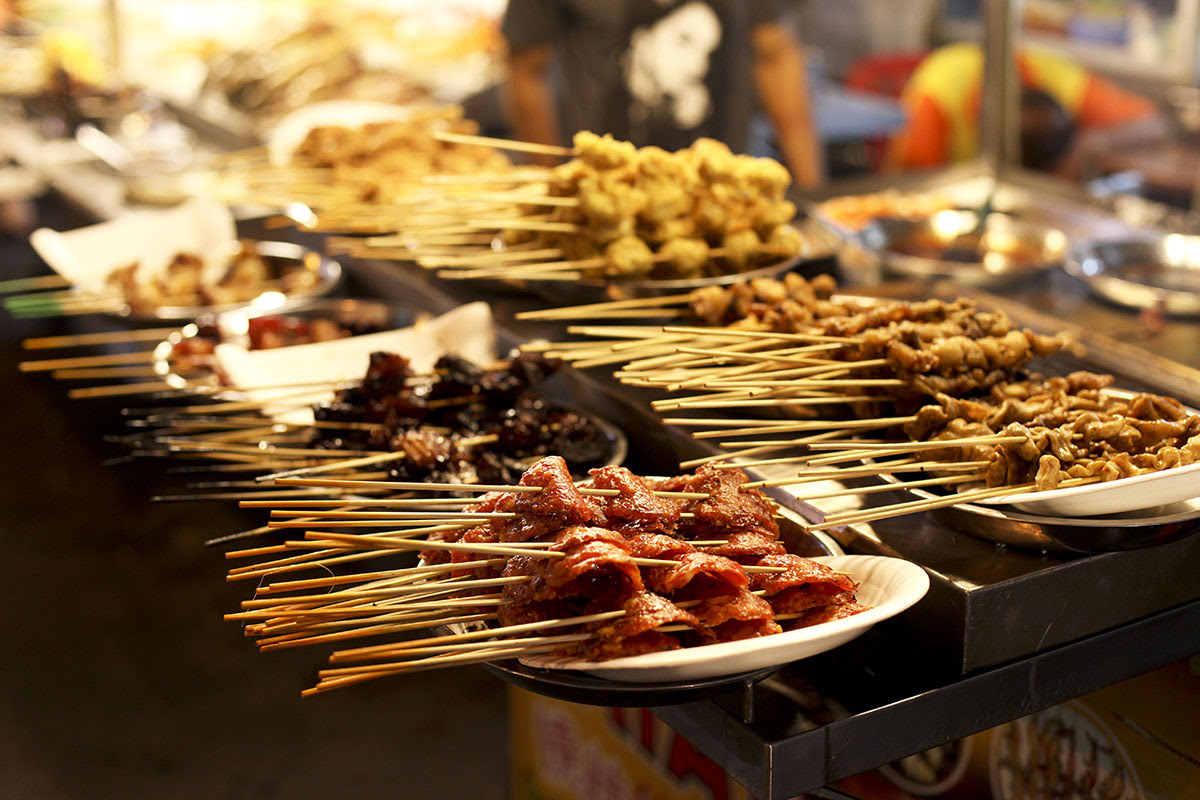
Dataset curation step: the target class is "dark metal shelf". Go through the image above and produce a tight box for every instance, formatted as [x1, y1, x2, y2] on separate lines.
[658, 599, 1200, 798]
[258, 216, 1200, 799]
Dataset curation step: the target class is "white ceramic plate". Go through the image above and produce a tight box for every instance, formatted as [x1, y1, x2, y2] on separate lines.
[974, 459, 1200, 517]
[971, 388, 1200, 517]
[518, 554, 929, 683]
[266, 100, 418, 166]
[30, 196, 236, 294]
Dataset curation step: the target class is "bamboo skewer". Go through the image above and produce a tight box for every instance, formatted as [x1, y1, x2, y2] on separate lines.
[273, 476, 710, 500]
[799, 473, 985, 500]
[70, 381, 177, 399]
[19, 350, 157, 372]
[516, 293, 695, 320]
[0, 274, 73, 293]
[805, 481, 1051, 531]
[52, 366, 162, 380]
[431, 130, 575, 157]
[22, 326, 181, 349]
[742, 459, 992, 488]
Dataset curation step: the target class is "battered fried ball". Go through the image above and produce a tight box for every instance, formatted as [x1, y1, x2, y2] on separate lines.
[534, 132, 804, 279]
[574, 130, 639, 171]
[604, 236, 656, 277]
[659, 238, 711, 276]
[721, 228, 763, 270]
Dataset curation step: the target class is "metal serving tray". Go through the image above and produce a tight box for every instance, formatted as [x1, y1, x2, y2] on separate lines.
[345, 235, 1200, 685]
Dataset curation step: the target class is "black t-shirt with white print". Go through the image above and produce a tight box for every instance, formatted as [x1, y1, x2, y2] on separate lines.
[502, 0, 781, 153]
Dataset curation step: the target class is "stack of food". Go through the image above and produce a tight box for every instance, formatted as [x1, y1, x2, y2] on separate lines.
[103, 241, 322, 315]
[814, 189, 954, 231]
[223, 456, 874, 693]
[418, 457, 865, 657]
[906, 372, 1200, 491]
[529, 132, 803, 279]
[288, 106, 511, 204]
[517, 271, 1200, 525]
[307, 351, 615, 484]
[368, 130, 809, 283]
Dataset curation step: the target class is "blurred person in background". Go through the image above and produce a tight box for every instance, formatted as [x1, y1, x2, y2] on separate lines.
[500, 0, 824, 188]
[886, 41, 1169, 178]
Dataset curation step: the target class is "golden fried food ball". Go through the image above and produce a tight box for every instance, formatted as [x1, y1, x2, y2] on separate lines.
[638, 178, 694, 223]
[642, 216, 699, 243]
[732, 157, 792, 197]
[721, 228, 763, 270]
[586, 217, 638, 245]
[577, 173, 648, 223]
[638, 146, 702, 187]
[604, 235, 655, 277]
[688, 137, 736, 181]
[746, 197, 797, 234]
[659, 238, 710, 276]
[574, 130, 638, 170]
[762, 224, 805, 260]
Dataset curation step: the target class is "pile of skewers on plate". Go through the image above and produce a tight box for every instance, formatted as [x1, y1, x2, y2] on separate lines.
[517, 271, 1200, 526]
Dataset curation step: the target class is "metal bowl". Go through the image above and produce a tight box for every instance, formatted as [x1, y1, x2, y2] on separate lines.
[152, 298, 427, 391]
[1064, 234, 1200, 316]
[852, 210, 1068, 286]
[119, 240, 342, 322]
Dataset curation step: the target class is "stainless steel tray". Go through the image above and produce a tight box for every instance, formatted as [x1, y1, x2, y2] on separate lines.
[846, 210, 1068, 287]
[110, 240, 343, 322]
[1065, 233, 1200, 316]
[920, 492, 1200, 553]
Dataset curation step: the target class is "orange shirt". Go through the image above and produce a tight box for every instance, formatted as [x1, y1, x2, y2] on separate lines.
[892, 43, 1157, 169]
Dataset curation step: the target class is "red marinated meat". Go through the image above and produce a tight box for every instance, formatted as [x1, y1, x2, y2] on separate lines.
[645, 551, 749, 597]
[702, 529, 786, 563]
[749, 554, 862, 617]
[587, 465, 681, 535]
[418, 525, 470, 566]
[498, 528, 643, 608]
[655, 464, 780, 539]
[490, 456, 606, 543]
[579, 591, 707, 660]
[448, 526, 501, 580]
[543, 540, 644, 601]
[624, 532, 696, 562]
[687, 588, 782, 642]
[749, 553, 857, 598]
[549, 525, 630, 553]
[780, 601, 870, 631]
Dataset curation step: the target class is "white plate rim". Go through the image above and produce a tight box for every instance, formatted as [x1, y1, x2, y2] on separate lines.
[518, 554, 929, 681]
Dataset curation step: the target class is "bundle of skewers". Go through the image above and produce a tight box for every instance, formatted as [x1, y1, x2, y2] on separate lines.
[223, 455, 868, 695]
[3, 241, 326, 321]
[514, 273, 1200, 527]
[117, 350, 620, 509]
[214, 105, 524, 233]
[338, 130, 807, 282]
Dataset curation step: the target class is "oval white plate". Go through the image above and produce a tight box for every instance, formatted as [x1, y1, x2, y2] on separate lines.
[974, 458, 1200, 517]
[519, 554, 929, 683]
[266, 100, 419, 166]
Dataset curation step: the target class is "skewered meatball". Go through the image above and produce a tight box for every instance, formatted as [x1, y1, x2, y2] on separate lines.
[604, 236, 655, 277]
[721, 228, 763, 271]
[659, 238, 710, 276]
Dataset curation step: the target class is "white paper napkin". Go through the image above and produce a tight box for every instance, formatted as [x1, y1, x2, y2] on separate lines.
[213, 301, 497, 425]
[29, 196, 237, 293]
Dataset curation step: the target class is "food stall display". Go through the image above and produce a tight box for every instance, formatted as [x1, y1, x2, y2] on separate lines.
[2, 1, 1200, 797]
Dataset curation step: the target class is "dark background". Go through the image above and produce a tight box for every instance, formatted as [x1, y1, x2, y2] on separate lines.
[0, 197, 509, 800]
